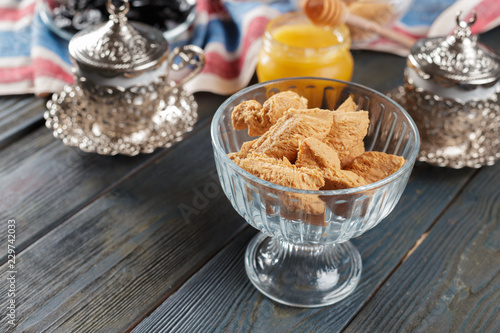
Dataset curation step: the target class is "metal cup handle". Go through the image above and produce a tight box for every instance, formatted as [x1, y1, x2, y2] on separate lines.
[168, 44, 205, 87]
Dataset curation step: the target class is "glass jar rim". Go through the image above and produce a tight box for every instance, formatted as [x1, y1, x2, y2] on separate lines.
[263, 12, 351, 53]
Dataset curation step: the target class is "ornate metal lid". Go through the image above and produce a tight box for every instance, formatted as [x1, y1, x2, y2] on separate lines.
[408, 12, 500, 87]
[69, 0, 169, 77]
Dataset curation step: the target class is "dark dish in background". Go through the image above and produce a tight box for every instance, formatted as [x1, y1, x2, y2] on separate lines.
[42, 0, 196, 39]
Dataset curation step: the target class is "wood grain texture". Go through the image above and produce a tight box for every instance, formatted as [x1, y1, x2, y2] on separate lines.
[129, 163, 476, 333]
[0, 92, 228, 262]
[344, 162, 500, 333]
[0, 123, 246, 332]
[132, 227, 259, 333]
[126, 29, 500, 331]
[351, 51, 406, 92]
[0, 24, 497, 333]
[0, 95, 45, 149]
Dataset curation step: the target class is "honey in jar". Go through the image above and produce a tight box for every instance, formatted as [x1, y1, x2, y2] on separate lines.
[257, 12, 354, 83]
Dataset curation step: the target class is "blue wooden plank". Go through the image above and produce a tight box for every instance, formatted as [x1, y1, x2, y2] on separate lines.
[344, 162, 500, 333]
[131, 163, 477, 333]
[0, 91, 228, 263]
[0, 123, 247, 332]
[0, 95, 45, 149]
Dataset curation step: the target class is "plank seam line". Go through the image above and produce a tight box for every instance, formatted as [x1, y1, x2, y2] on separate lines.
[126, 225, 252, 333]
[2, 117, 212, 264]
[0, 114, 44, 151]
[339, 167, 481, 332]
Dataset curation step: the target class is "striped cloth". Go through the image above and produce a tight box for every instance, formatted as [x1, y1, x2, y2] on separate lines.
[362, 0, 500, 56]
[0, 0, 73, 96]
[0, 0, 499, 96]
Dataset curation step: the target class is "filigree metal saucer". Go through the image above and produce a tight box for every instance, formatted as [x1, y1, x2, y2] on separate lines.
[388, 86, 500, 168]
[44, 83, 198, 156]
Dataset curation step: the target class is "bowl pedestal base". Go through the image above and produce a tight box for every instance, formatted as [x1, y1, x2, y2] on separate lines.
[245, 232, 362, 308]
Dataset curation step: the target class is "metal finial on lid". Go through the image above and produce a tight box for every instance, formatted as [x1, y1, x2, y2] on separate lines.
[408, 11, 500, 87]
[69, 0, 169, 77]
[454, 10, 475, 38]
[107, 0, 130, 23]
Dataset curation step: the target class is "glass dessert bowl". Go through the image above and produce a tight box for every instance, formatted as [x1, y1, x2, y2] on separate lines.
[211, 77, 420, 307]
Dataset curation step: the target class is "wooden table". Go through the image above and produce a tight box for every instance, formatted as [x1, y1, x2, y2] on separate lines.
[1, 27, 499, 333]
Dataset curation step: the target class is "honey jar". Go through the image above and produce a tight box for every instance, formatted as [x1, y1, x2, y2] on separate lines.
[256, 12, 354, 83]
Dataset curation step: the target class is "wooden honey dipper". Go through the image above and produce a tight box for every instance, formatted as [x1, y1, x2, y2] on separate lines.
[302, 0, 415, 49]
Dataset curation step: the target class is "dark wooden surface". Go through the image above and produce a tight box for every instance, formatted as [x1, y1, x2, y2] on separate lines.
[0, 27, 499, 333]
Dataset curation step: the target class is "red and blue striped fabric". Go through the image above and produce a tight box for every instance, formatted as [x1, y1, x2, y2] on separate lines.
[0, 0, 499, 96]
[0, 0, 294, 96]
[363, 0, 500, 56]
[1, 0, 71, 95]
[179, 0, 295, 94]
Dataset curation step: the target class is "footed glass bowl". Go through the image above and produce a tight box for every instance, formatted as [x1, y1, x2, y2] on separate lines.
[210, 78, 420, 307]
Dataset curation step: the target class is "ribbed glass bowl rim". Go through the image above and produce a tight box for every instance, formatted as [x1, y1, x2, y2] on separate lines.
[210, 77, 420, 196]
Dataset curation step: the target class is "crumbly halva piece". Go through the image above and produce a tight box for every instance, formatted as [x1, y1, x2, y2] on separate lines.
[296, 137, 341, 171]
[322, 170, 368, 191]
[231, 100, 263, 135]
[244, 108, 334, 162]
[345, 151, 405, 183]
[232, 153, 326, 219]
[296, 138, 367, 190]
[232, 153, 324, 191]
[228, 93, 406, 221]
[342, 140, 365, 167]
[262, 91, 309, 125]
[324, 110, 369, 167]
[335, 96, 357, 113]
[228, 139, 258, 160]
[231, 91, 308, 137]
